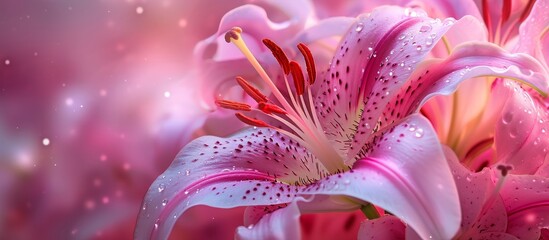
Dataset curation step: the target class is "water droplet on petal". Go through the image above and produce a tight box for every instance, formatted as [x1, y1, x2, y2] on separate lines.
[162, 199, 168, 206]
[398, 34, 406, 40]
[416, 45, 422, 51]
[419, 25, 432, 32]
[355, 23, 364, 32]
[502, 112, 513, 124]
[158, 184, 166, 193]
[185, 169, 191, 176]
[414, 128, 424, 138]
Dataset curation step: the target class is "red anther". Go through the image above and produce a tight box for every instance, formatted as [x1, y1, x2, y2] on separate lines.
[224, 27, 242, 43]
[215, 99, 252, 111]
[235, 76, 268, 103]
[289, 61, 305, 95]
[263, 39, 290, 75]
[501, 0, 512, 23]
[235, 112, 270, 127]
[297, 43, 316, 85]
[258, 102, 287, 115]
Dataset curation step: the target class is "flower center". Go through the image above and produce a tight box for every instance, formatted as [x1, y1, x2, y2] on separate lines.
[218, 27, 347, 173]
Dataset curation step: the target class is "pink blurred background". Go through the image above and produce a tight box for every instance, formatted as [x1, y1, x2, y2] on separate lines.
[0, 0, 252, 238]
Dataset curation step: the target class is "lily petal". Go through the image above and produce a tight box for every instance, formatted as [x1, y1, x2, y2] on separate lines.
[493, 80, 549, 174]
[444, 146, 509, 238]
[314, 6, 462, 159]
[514, 0, 549, 68]
[300, 114, 460, 239]
[500, 174, 549, 239]
[357, 215, 405, 240]
[236, 199, 303, 240]
[135, 128, 328, 239]
[382, 42, 549, 130]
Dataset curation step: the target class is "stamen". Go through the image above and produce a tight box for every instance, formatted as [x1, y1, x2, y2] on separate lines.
[263, 39, 291, 75]
[224, 27, 347, 172]
[236, 76, 268, 103]
[235, 112, 270, 127]
[297, 43, 316, 84]
[215, 99, 252, 111]
[289, 61, 305, 95]
[258, 102, 287, 115]
[224, 27, 242, 43]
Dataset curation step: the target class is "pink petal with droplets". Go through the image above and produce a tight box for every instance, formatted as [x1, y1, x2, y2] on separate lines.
[357, 215, 405, 240]
[314, 6, 462, 160]
[500, 174, 549, 239]
[443, 146, 508, 239]
[382, 42, 549, 129]
[297, 115, 460, 239]
[493, 80, 549, 174]
[135, 128, 327, 239]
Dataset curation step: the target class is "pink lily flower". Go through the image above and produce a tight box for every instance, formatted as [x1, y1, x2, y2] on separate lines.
[136, 6, 549, 239]
[362, 140, 549, 239]
[418, 0, 549, 173]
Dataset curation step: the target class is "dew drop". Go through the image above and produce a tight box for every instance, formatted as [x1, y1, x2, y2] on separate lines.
[443, 18, 456, 26]
[161, 199, 168, 206]
[416, 45, 422, 51]
[408, 125, 417, 131]
[158, 184, 166, 193]
[425, 39, 433, 46]
[355, 23, 364, 32]
[414, 128, 424, 138]
[42, 138, 50, 146]
[419, 25, 432, 32]
[502, 112, 513, 124]
[398, 34, 406, 40]
[185, 169, 191, 176]
[184, 190, 189, 195]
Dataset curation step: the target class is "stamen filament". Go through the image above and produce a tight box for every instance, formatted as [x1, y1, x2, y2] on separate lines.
[307, 87, 323, 131]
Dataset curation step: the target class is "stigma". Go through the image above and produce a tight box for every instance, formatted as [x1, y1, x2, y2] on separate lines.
[217, 27, 347, 172]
